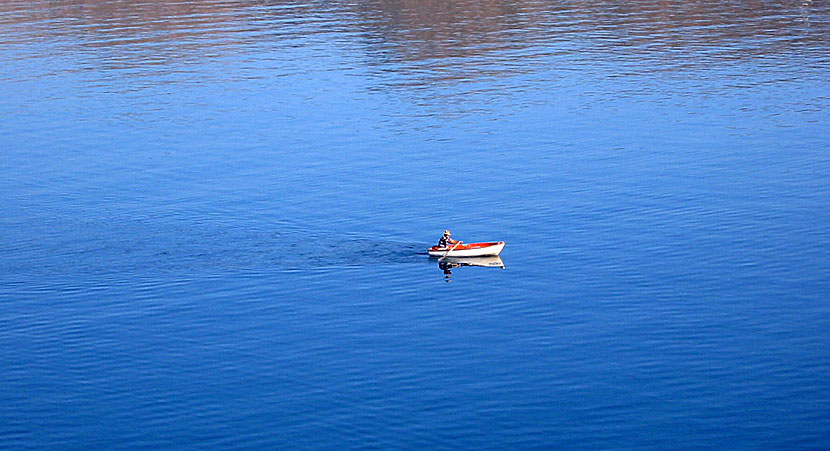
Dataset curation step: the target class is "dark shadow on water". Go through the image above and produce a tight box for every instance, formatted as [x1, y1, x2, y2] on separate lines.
[2, 0, 825, 83]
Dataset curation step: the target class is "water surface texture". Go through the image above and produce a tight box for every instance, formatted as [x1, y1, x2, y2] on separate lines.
[2, 0, 829, 448]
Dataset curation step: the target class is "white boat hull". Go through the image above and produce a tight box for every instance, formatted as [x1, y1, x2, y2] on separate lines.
[428, 241, 505, 258]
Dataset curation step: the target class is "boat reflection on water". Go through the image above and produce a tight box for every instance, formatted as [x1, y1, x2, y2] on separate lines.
[437, 256, 505, 282]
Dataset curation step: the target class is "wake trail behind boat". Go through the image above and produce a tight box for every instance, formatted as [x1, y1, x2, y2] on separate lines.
[283, 239, 427, 268]
[1, 212, 431, 276]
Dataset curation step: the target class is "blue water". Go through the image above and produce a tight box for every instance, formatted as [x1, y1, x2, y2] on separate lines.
[2, 0, 829, 448]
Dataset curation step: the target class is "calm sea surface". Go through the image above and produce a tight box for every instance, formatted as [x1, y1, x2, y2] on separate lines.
[1, 0, 829, 448]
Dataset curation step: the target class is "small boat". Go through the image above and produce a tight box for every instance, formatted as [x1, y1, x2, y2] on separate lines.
[428, 241, 505, 258]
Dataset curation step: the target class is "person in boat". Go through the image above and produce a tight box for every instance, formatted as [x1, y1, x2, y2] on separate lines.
[438, 230, 462, 248]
